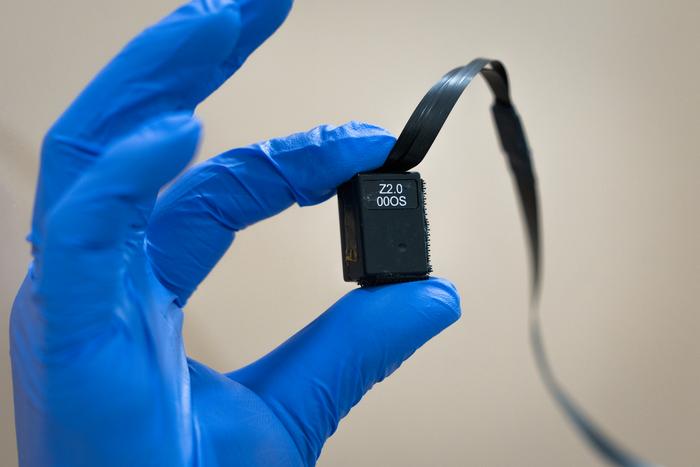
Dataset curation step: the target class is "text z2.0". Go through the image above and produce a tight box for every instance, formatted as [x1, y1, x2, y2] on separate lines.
[364, 180, 418, 210]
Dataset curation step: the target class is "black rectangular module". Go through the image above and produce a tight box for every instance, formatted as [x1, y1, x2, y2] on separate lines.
[337, 172, 431, 286]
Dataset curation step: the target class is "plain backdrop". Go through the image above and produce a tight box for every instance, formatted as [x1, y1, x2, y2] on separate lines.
[1, 1, 698, 466]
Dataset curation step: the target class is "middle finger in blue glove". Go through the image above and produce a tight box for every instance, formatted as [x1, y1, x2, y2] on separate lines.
[33, 0, 293, 248]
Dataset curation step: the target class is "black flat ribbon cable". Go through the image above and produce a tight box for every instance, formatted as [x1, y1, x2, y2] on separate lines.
[383, 58, 659, 467]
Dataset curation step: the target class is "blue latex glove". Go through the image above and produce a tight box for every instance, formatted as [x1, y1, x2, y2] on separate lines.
[10, 1, 461, 466]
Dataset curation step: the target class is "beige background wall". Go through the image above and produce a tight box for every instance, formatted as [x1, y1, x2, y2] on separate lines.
[1, 1, 698, 465]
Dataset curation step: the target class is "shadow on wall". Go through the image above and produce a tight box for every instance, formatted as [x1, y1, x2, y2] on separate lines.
[0, 120, 37, 467]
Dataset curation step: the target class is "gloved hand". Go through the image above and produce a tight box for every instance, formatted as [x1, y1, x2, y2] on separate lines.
[10, 1, 461, 466]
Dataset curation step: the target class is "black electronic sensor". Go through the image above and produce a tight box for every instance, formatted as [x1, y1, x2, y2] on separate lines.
[337, 58, 539, 289]
[337, 172, 430, 285]
[336, 58, 658, 467]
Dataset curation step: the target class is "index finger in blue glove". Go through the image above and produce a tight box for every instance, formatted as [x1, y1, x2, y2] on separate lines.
[32, 0, 292, 249]
[146, 121, 396, 305]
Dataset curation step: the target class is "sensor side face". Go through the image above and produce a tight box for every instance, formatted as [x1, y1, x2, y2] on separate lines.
[337, 172, 430, 286]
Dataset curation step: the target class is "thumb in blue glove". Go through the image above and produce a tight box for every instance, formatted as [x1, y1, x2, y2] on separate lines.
[11, 1, 461, 466]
